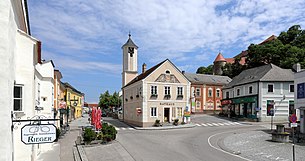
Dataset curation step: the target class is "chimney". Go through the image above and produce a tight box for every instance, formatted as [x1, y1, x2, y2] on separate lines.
[182, 71, 185, 75]
[293, 63, 301, 72]
[142, 63, 147, 73]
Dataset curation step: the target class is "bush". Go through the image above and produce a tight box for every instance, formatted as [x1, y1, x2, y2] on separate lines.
[83, 128, 96, 144]
[96, 132, 103, 140]
[173, 119, 179, 126]
[101, 123, 117, 142]
[154, 119, 161, 127]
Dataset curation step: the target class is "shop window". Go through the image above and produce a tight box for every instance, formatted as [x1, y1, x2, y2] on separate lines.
[267, 100, 274, 116]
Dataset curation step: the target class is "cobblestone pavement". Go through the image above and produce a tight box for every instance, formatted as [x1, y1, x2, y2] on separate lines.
[223, 128, 305, 161]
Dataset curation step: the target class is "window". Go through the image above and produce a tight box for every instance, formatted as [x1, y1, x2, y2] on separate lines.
[42, 97, 47, 101]
[14, 85, 23, 111]
[177, 107, 182, 117]
[165, 70, 170, 74]
[216, 89, 220, 98]
[196, 88, 200, 96]
[289, 84, 294, 92]
[208, 88, 212, 97]
[165, 86, 171, 95]
[249, 86, 253, 94]
[150, 107, 157, 117]
[196, 101, 201, 109]
[177, 87, 183, 96]
[151, 86, 157, 95]
[226, 91, 229, 99]
[267, 100, 274, 116]
[128, 47, 134, 57]
[237, 88, 240, 96]
[268, 84, 274, 93]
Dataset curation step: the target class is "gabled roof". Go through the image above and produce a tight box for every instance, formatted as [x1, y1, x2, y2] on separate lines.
[122, 34, 138, 49]
[259, 35, 277, 45]
[63, 82, 82, 94]
[184, 73, 231, 85]
[123, 60, 167, 88]
[214, 53, 226, 62]
[123, 59, 189, 88]
[224, 64, 294, 88]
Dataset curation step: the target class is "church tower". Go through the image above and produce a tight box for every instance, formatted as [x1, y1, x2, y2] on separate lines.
[122, 33, 138, 87]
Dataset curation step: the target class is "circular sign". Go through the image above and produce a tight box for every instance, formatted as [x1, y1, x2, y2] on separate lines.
[290, 114, 297, 123]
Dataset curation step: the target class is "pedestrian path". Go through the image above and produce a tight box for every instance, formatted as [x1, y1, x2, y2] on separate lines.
[194, 121, 244, 127]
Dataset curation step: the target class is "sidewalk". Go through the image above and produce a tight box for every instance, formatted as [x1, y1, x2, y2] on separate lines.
[220, 126, 305, 161]
[37, 116, 90, 161]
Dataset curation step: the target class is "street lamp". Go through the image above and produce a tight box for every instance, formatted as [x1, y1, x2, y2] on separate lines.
[67, 99, 78, 126]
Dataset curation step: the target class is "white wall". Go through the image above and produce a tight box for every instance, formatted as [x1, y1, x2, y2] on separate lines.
[0, 1, 17, 160]
[295, 71, 305, 133]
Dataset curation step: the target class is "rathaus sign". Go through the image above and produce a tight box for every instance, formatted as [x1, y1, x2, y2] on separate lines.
[21, 124, 56, 144]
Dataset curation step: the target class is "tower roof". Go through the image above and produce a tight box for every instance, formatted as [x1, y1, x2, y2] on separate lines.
[213, 53, 226, 63]
[122, 33, 138, 49]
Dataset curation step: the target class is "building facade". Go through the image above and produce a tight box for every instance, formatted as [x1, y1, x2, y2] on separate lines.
[184, 73, 231, 113]
[222, 64, 294, 122]
[63, 82, 83, 120]
[123, 59, 191, 127]
[294, 64, 305, 134]
[121, 34, 191, 127]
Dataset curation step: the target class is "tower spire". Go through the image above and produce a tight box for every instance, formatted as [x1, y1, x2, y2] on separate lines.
[128, 31, 131, 38]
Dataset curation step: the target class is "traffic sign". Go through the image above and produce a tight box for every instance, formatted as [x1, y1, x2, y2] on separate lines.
[290, 114, 297, 123]
[291, 123, 298, 127]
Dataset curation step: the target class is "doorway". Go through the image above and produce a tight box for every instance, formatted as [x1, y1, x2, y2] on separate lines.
[164, 108, 170, 122]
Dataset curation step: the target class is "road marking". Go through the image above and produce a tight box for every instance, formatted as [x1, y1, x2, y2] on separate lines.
[122, 127, 126, 130]
[218, 123, 224, 126]
[201, 123, 208, 126]
[233, 122, 241, 125]
[206, 123, 213, 126]
[208, 132, 251, 161]
[223, 122, 231, 125]
[196, 124, 201, 126]
[212, 123, 220, 126]
[115, 127, 120, 130]
[128, 127, 134, 130]
[227, 122, 237, 125]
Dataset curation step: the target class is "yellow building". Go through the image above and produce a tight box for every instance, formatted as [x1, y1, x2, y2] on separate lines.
[63, 82, 83, 120]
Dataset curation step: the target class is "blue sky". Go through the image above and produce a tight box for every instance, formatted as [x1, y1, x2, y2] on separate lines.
[27, 0, 305, 103]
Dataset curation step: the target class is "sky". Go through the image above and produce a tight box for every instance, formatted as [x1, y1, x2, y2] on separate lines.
[27, 0, 305, 103]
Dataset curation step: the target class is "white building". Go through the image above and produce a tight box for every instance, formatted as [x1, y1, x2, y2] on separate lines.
[1, 1, 56, 160]
[222, 64, 294, 122]
[294, 64, 305, 134]
[121, 35, 191, 127]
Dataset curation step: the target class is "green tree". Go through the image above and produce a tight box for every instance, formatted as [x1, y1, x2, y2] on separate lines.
[196, 65, 213, 74]
[98, 91, 121, 109]
[222, 57, 246, 78]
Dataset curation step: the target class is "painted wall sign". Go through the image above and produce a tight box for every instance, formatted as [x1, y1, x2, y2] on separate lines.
[21, 124, 56, 144]
[160, 102, 175, 106]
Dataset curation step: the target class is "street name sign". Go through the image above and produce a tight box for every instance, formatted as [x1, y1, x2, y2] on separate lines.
[21, 124, 56, 144]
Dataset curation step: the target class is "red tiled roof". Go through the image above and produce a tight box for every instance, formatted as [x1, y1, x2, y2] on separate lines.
[225, 58, 235, 64]
[213, 53, 226, 62]
[259, 35, 277, 45]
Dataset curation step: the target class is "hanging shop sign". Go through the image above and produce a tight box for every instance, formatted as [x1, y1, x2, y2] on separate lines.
[232, 96, 257, 104]
[21, 124, 56, 145]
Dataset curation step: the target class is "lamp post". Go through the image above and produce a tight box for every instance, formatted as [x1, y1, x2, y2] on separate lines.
[67, 99, 78, 126]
